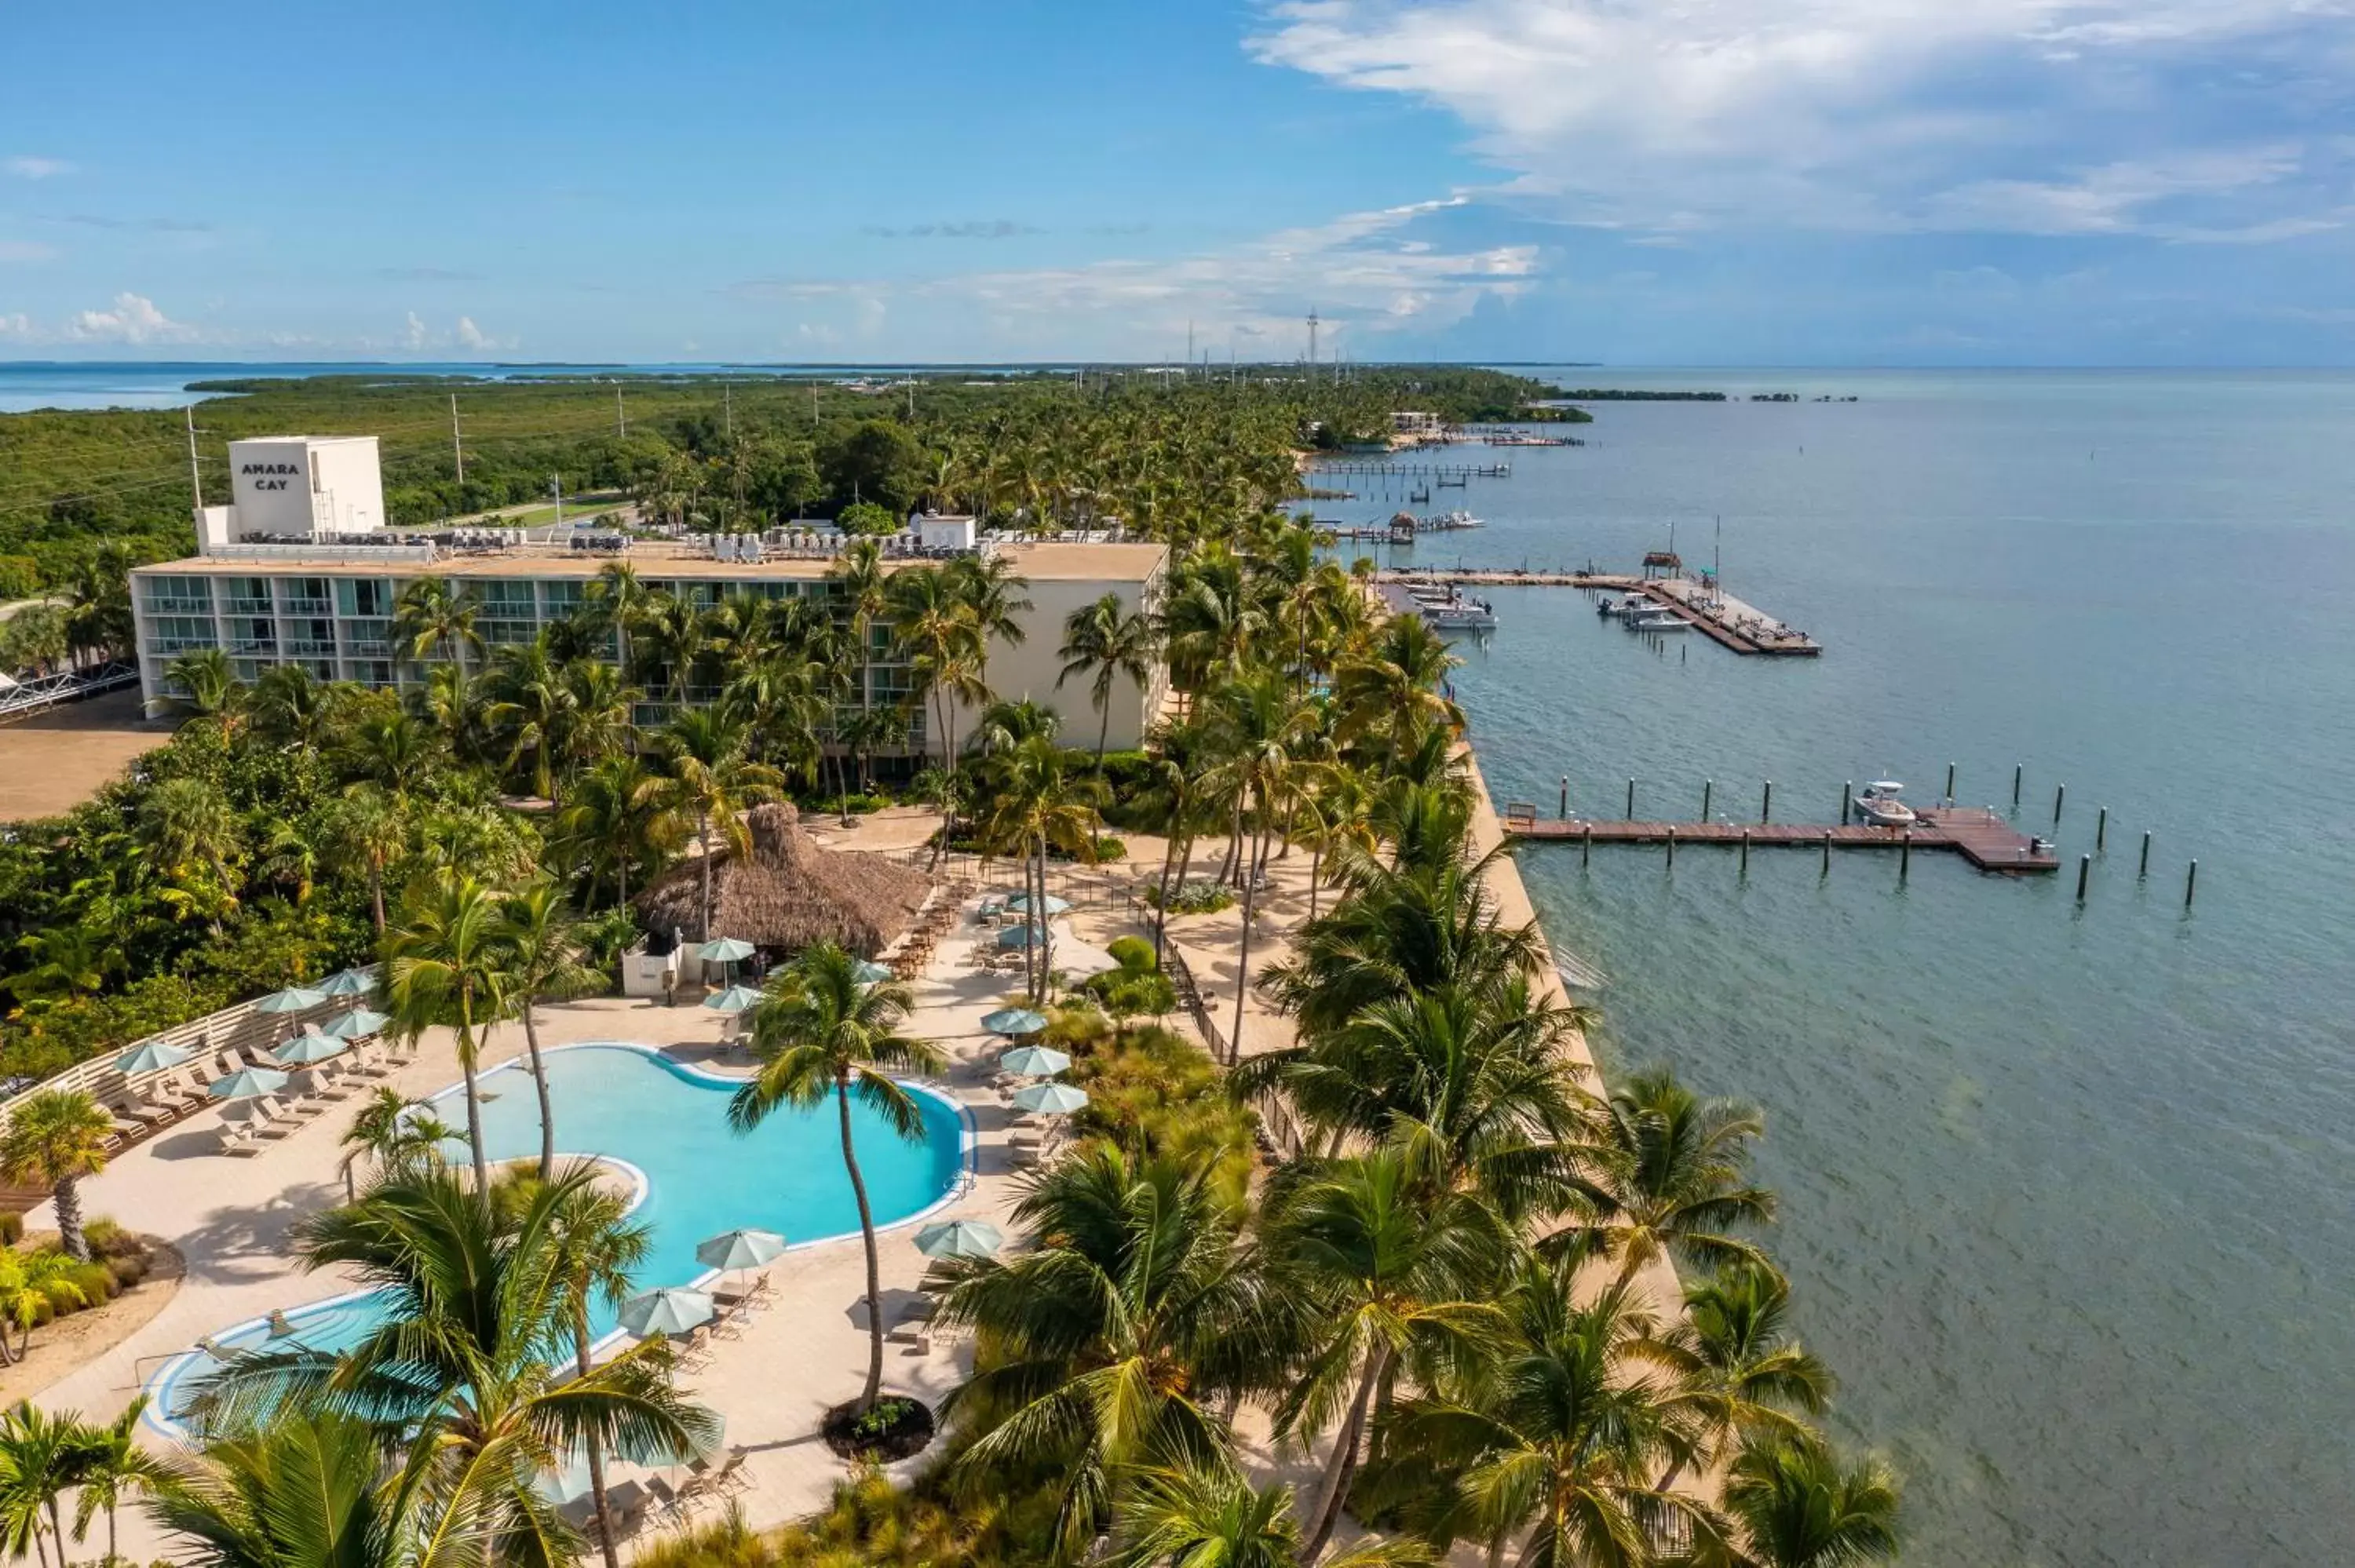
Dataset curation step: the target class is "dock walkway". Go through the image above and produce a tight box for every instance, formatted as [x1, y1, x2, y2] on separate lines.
[1375, 569, 1821, 656]
[1501, 805, 2058, 873]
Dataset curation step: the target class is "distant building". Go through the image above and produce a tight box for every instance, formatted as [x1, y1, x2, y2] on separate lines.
[137, 435, 1167, 755]
[1391, 410, 1445, 439]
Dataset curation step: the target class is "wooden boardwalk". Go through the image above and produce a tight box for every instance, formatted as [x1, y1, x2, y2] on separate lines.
[1501, 805, 2058, 873]
[1373, 570, 1820, 656]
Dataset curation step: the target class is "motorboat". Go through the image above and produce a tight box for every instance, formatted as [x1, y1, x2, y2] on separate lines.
[1598, 593, 1654, 618]
[1424, 602, 1499, 631]
[1426, 509, 1483, 531]
[1854, 781, 1916, 828]
[1627, 611, 1689, 633]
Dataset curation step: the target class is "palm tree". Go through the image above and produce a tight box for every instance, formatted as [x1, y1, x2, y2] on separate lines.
[1553, 1066, 1779, 1293]
[335, 1086, 453, 1202]
[1380, 1261, 1696, 1568]
[192, 1167, 716, 1566]
[726, 943, 944, 1412]
[1703, 1433, 1900, 1568]
[143, 1413, 408, 1568]
[481, 641, 576, 800]
[653, 706, 784, 942]
[1334, 615, 1462, 764]
[1057, 591, 1159, 775]
[1109, 1462, 1428, 1568]
[139, 775, 245, 931]
[70, 1396, 169, 1566]
[159, 648, 245, 733]
[0, 1400, 92, 1568]
[381, 869, 515, 1198]
[975, 733, 1104, 1001]
[825, 535, 891, 718]
[319, 785, 408, 934]
[392, 574, 483, 688]
[586, 560, 653, 677]
[553, 756, 671, 910]
[887, 565, 988, 824]
[249, 663, 331, 753]
[1637, 1263, 1832, 1493]
[0, 1252, 90, 1368]
[0, 1091, 112, 1260]
[947, 551, 1033, 689]
[497, 882, 597, 1181]
[545, 1172, 655, 1568]
[938, 1146, 1283, 1559]
[630, 592, 708, 710]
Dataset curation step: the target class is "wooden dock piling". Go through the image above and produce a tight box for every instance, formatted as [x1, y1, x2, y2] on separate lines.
[2097, 807, 2108, 851]
[2140, 830, 2152, 878]
[1504, 806, 2059, 873]
[1762, 780, 1773, 823]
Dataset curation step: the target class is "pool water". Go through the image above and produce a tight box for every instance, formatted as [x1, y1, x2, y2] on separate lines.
[151, 1042, 968, 1428]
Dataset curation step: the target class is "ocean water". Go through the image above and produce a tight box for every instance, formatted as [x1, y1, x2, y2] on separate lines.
[1316, 369, 2355, 1568]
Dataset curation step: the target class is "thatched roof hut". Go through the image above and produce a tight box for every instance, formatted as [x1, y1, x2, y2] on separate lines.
[636, 802, 933, 957]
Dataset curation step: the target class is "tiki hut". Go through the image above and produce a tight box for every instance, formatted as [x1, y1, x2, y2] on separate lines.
[636, 802, 933, 957]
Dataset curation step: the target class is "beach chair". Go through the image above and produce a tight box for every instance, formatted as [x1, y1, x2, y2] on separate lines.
[152, 1074, 206, 1114]
[107, 1094, 173, 1130]
[215, 1121, 262, 1157]
[886, 1308, 933, 1353]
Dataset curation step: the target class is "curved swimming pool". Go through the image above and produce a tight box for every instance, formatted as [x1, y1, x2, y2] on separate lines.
[148, 1041, 970, 1433]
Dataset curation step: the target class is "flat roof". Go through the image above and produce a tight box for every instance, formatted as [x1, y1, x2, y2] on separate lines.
[134, 538, 1167, 585]
[228, 434, 379, 447]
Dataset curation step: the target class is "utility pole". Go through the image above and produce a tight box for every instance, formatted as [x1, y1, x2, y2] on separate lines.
[812, 384, 820, 430]
[615, 387, 626, 439]
[450, 394, 465, 487]
[1306, 308, 1320, 380]
[184, 407, 203, 511]
[723, 381, 732, 443]
[907, 378, 915, 420]
[551, 474, 563, 531]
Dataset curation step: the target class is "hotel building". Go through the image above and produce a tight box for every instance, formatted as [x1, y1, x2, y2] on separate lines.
[130, 436, 1170, 755]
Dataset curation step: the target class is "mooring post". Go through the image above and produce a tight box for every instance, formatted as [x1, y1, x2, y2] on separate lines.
[2185, 859, 2197, 908]
[2139, 830, 2152, 878]
[1582, 823, 1592, 869]
[1627, 778, 1636, 819]
[1945, 761, 1956, 802]
[2097, 807, 2108, 851]
[2014, 763, 2024, 808]
[2076, 854, 2090, 902]
[1560, 775, 1568, 818]
[1841, 780, 1853, 823]
[1740, 830, 1751, 875]
[1702, 779, 1713, 820]
[1762, 780, 1773, 823]
[2053, 783, 2065, 826]
[1822, 832, 1831, 874]
[1666, 826, 1676, 869]
[1900, 829, 1912, 882]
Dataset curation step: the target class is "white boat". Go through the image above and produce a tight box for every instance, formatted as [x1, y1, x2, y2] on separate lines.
[1598, 593, 1653, 618]
[1425, 603, 1499, 630]
[1627, 611, 1689, 633]
[1428, 509, 1483, 530]
[1854, 781, 1916, 828]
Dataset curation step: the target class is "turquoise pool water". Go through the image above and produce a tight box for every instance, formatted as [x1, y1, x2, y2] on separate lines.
[150, 1042, 969, 1430]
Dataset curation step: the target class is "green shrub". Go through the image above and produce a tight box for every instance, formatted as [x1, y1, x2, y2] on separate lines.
[1067, 1023, 1254, 1209]
[1104, 935, 1156, 973]
[67, 1260, 119, 1304]
[0, 1213, 22, 1246]
[106, 1254, 147, 1290]
[83, 1216, 144, 1259]
[1145, 879, 1233, 916]
[0, 556, 39, 600]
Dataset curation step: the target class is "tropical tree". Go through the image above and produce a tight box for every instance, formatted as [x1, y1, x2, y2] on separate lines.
[1551, 1066, 1779, 1293]
[392, 575, 484, 688]
[0, 1090, 112, 1260]
[71, 1396, 170, 1566]
[159, 648, 246, 733]
[381, 870, 515, 1198]
[143, 1413, 411, 1568]
[335, 1086, 453, 1202]
[937, 1146, 1284, 1559]
[1697, 1433, 1900, 1568]
[0, 1250, 90, 1367]
[726, 943, 944, 1412]
[974, 733, 1104, 1001]
[1109, 1461, 1430, 1568]
[1638, 1263, 1833, 1493]
[0, 1400, 93, 1568]
[652, 707, 784, 942]
[1058, 591, 1159, 775]
[319, 786, 408, 934]
[138, 776, 246, 930]
[947, 552, 1033, 689]
[545, 1172, 655, 1568]
[496, 882, 598, 1181]
[553, 756, 671, 910]
[249, 663, 333, 753]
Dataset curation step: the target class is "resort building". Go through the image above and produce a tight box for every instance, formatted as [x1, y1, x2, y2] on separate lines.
[131, 437, 1170, 757]
[1390, 410, 1445, 439]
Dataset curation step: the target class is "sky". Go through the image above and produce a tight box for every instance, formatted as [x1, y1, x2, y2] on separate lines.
[4, 0, 2354, 366]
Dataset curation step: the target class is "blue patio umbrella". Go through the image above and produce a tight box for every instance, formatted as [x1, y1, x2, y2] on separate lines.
[999, 1044, 1070, 1077]
[995, 924, 1050, 950]
[316, 968, 377, 998]
[699, 937, 756, 962]
[207, 1067, 290, 1100]
[114, 1040, 189, 1075]
[271, 1031, 348, 1066]
[980, 1007, 1050, 1037]
[619, 1287, 714, 1339]
[850, 960, 893, 984]
[1007, 892, 1072, 915]
[914, 1220, 1004, 1260]
[319, 1008, 389, 1039]
[531, 1451, 596, 1505]
[1011, 1082, 1090, 1116]
[695, 1227, 787, 1273]
[253, 986, 325, 1015]
[703, 984, 764, 1013]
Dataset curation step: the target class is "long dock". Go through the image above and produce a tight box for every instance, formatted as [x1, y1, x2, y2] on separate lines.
[1375, 569, 1821, 656]
[1500, 804, 2059, 873]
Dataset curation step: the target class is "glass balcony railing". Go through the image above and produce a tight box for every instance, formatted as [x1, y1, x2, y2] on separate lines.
[279, 597, 332, 618]
[283, 638, 336, 658]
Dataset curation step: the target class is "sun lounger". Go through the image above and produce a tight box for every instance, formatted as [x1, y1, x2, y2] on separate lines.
[886, 1311, 933, 1352]
[216, 1122, 263, 1157]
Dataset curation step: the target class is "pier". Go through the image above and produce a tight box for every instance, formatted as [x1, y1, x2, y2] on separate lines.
[1499, 804, 2059, 874]
[1374, 569, 1822, 656]
[1307, 461, 1513, 480]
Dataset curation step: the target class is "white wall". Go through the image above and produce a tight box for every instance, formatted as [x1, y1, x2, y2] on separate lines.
[225, 436, 385, 536]
[940, 574, 1167, 757]
[309, 438, 385, 533]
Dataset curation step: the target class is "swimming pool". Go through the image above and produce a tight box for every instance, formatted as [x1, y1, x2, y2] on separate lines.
[147, 1041, 971, 1434]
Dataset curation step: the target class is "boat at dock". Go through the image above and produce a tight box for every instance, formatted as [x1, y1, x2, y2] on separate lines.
[1854, 781, 1917, 828]
[1627, 611, 1689, 633]
[1598, 593, 1653, 618]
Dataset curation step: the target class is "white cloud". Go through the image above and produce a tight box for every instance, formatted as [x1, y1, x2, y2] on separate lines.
[403, 312, 429, 350]
[4, 155, 71, 179]
[66, 292, 198, 344]
[455, 315, 489, 348]
[0, 312, 31, 338]
[1250, 0, 2355, 239]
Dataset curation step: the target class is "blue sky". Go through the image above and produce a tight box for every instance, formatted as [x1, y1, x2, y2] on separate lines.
[4, 0, 2353, 365]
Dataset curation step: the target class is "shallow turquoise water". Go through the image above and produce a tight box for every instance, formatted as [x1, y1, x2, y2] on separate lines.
[1316, 369, 2355, 1567]
[155, 1044, 966, 1421]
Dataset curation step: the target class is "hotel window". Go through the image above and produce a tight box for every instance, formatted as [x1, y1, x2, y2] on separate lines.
[279, 577, 331, 617]
[224, 576, 272, 617]
[335, 578, 392, 617]
[141, 580, 212, 616]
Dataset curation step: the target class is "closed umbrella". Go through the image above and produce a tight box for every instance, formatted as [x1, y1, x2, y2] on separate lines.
[271, 1031, 348, 1066]
[914, 1219, 1004, 1260]
[1011, 1082, 1090, 1116]
[980, 1007, 1049, 1038]
[319, 1008, 389, 1039]
[695, 1228, 787, 1274]
[703, 984, 764, 1013]
[114, 1040, 189, 1075]
[1007, 892, 1072, 915]
[850, 960, 893, 984]
[253, 986, 325, 1015]
[207, 1067, 290, 1100]
[316, 968, 377, 998]
[618, 1287, 714, 1339]
[999, 1045, 1070, 1077]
